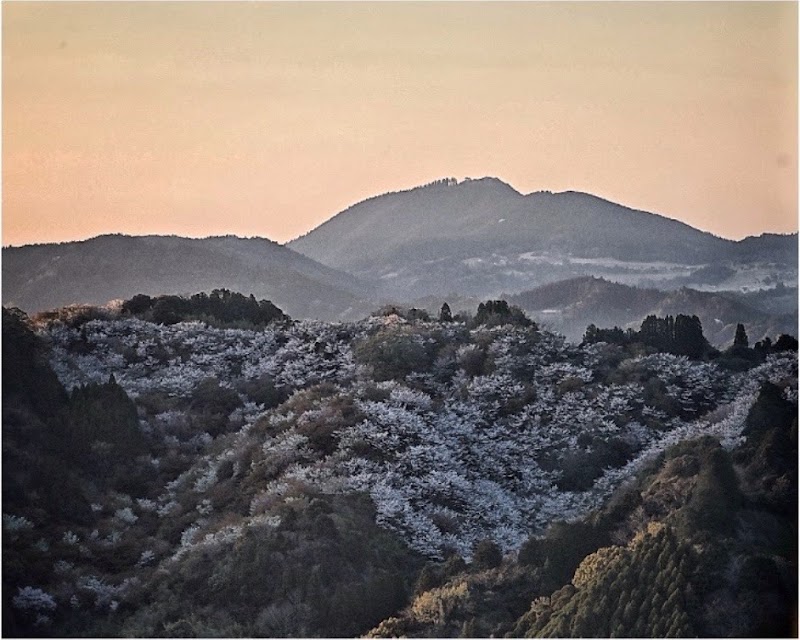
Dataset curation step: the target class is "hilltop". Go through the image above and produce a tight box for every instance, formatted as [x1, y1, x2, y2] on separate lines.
[289, 177, 797, 298]
[2, 234, 374, 321]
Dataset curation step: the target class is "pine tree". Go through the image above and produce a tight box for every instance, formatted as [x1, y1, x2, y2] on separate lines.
[439, 302, 453, 323]
[674, 314, 707, 358]
[734, 323, 749, 349]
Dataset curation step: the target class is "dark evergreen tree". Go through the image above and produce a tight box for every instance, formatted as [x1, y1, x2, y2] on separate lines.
[122, 293, 153, 315]
[439, 302, 453, 323]
[774, 334, 798, 351]
[638, 314, 709, 358]
[734, 323, 749, 349]
[584, 323, 599, 343]
[673, 314, 706, 358]
[754, 336, 773, 353]
[473, 300, 533, 328]
[583, 324, 627, 345]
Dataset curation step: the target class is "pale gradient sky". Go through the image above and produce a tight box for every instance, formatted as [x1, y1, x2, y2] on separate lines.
[3, 1, 798, 246]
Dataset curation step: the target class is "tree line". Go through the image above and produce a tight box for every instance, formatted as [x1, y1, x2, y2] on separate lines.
[121, 289, 287, 327]
[584, 315, 797, 361]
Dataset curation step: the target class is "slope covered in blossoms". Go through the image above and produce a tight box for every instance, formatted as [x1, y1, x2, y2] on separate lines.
[4, 303, 796, 637]
[45, 313, 797, 559]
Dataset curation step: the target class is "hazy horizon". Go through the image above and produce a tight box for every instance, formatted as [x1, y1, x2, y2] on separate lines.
[4, 2, 798, 246]
[3, 176, 800, 250]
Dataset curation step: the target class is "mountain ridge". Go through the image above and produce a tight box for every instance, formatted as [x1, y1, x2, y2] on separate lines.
[289, 177, 797, 299]
[290, 178, 783, 246]
[4, 178, 796, 320]
[288, 177, 785, 247]
[507, 275, 797, 346]
[2, 234, 376, 320]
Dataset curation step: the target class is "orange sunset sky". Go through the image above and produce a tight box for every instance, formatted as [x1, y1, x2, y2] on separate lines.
[3, 1, 798, 247]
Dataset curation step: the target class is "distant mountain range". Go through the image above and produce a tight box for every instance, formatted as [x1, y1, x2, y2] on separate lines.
[507, 276, 797, 346]
[2, 235, 374, 321]
[289, 177, 797, 298]
[3, 177, 797, 332]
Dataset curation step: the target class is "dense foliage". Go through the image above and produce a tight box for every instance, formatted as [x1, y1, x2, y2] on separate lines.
[2, 295, 796, 637]
[373, 402, 797, 638]
[584, 313, 712, 358]
[121, 289, 287, 327]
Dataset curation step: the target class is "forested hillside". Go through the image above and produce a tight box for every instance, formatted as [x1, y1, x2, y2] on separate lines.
[2, 235, 374, 320]
[289, 178, 798, 298]
[3, 294, 796, 637]
[509, 276, 798, 346]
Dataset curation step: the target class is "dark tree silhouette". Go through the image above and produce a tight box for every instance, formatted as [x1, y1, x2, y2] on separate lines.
[673, 314, 706, 358]
[472, 539, 503, 570]
[583, 324, 626, 345]
[122, 289, 286, 326]
[439, 302, 453, 323]
[734, 323, 749, 349]
[474, 300, 533, 328]
[775, 334, 799, 351]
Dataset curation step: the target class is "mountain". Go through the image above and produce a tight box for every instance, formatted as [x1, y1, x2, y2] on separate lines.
[2, 234, 376, 320]
[289, 177, 797, 299]
[5, 180, 796, 321]
[507, 276, 798, 346]
[732, 232, 799, 263]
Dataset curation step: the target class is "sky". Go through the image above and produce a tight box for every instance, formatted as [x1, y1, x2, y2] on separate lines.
[3, 1, 798, 247]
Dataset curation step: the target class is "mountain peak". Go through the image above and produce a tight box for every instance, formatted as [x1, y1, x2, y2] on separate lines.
[411, 176, 519, 195]
[459, 175, 515, 188]
[454, 176, 521, 196]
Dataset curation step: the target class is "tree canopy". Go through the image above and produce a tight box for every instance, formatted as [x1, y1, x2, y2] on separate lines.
[121, 289, 287, 327]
